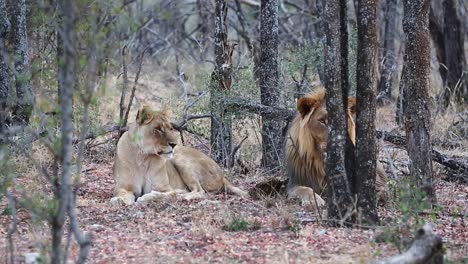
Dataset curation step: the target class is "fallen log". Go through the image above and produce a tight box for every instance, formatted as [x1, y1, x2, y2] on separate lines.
[377, 130, 468, 182]
[373, 223, 444, 264]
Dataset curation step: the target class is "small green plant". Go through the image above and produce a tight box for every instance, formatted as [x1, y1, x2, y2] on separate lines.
[376, 180, 434, 252]
[222, 216, 262, 232]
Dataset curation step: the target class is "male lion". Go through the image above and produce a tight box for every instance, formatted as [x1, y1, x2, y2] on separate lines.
[285, 88, 388, 207]
[110, 105, 248, 205]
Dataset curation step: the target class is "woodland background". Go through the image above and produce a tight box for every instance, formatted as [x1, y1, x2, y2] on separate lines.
[0, 0, 467, 263]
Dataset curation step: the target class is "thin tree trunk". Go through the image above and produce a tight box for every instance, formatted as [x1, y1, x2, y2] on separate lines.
[401, 0, 436, 204]
[0, 0, 10, 142]
[377, 0, 398, 105]
[10, 0, 34, 126]
[52, 0, 76, 262]
[355, 0, 379, 224]
[323, 0, 354, 223]
[210, 0, 232, 166]
[340, 0, 356, 193]
[259, 0, 283, 169]
[442, 0, 466, 106]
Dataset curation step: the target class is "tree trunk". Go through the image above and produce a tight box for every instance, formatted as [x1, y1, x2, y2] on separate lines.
[441, 0, 466, 106]
[377, 0, 398, 105]
[401, 0, 436, 204]
[259, 0, 283, 169]
[430, 0, 467, 108]
[323, 0, 354, 223]
[210, 0, 232, 167]
[9, 0, 34, 126]
[52, 0, 76, 262]
[355, 0, 379, 224]
[340, 0, 356, 194]
[0, 0, 10, 142]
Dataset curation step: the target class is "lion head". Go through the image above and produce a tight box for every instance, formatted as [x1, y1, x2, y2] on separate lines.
[133, 105, 178, 158]
[285, 88, 356, 193]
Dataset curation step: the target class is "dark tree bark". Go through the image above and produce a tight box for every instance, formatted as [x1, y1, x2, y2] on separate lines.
[0, 0, 10, 142]
[401, 0, 436, 203]
[9, 0, 34, 126]
[323, 0, 354, 222]
[210, 0, 233, 166]
[259, 0, 283, 169]
[430, 0, 467, 107]
[340, 0, 357, 195]
[355, 0, 379, 224]
[377, 0, 398, 105]
[441, 0, 466, 106]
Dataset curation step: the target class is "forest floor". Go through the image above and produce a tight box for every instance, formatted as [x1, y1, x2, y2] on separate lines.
[1, 67, 467, 263]
[1, 149, 467, 263]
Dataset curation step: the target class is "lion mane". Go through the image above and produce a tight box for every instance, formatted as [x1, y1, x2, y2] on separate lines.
[285, 88, 387, 205]
[110, 105, 248, 206]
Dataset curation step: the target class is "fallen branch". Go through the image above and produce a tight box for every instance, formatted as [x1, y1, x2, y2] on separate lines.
[373, 223, 443, 264]
[377, 130, 468, 182]
[224, 98, 295, 120]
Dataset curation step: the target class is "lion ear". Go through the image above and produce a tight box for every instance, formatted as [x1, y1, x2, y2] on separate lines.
[348, 97, 357, 114]
[297, 97, 318, 118]
[136, 105, 155, 125]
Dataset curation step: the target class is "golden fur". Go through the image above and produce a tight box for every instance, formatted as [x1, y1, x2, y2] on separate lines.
[285, 88, 388, 206]
[110, 106, 248, 205]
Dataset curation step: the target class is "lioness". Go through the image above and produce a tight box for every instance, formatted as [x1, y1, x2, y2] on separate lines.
[285, 88, 388, 207]
[110, 106, 248, 205]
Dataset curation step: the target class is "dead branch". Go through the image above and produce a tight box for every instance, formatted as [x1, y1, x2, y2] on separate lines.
[120, 48, 146, 139]
[229, 134, 248, 168]
[224, 98, 296, 120]
[377, 130, 468, 182]
[118, 45, 129, 128]
[373, 223, 443, 264]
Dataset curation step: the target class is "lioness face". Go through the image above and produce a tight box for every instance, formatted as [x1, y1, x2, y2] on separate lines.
[135, 105, 178, 158]
[297, 91, 356, 153]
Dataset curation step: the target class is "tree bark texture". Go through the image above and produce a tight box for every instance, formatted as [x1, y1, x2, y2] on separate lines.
[340, 0, 357, 196]
[210, 0, 232, 166]
[377, 0, 398, 104]
[52, 0, 76, 262]
[355, 0, 379, 224]
[9, 0, 34, 126]
[401, 0, 436, 203]
[259, 0, 283, 169]
[0, 0, 10, 141]
[323, 0, 354, 222]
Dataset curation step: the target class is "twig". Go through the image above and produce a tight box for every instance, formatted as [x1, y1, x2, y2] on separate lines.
[229, 134, 248, 168]
[69, 191, 92, 264]
[121, 48, 147, 139]
[119, 44, 129, 128]
[6, 190, 18, 264]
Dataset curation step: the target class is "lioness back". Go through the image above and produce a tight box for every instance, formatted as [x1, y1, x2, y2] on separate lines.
[170, 146, 225, 192]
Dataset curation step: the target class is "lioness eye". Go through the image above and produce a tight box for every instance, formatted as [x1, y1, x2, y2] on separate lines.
[319, 119, 326, 124]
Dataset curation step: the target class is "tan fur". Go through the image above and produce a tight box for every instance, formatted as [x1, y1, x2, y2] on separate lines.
[285, 88, 388, 207]
[110, 106, 248, 206]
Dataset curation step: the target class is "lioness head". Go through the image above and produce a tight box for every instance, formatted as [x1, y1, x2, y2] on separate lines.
[296, 89, 356, 153]
[134, 105, 178, 158]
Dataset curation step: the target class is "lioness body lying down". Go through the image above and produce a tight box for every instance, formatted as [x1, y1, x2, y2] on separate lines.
[285, 88, 388, 207]
[110, 106, 248, 205]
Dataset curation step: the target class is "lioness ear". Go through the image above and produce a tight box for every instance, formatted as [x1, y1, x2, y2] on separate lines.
[136, 105, 155, 125]
[297, 97, 318, 118]
[161, 109, 172, 118]
[348, 97, 357, 114]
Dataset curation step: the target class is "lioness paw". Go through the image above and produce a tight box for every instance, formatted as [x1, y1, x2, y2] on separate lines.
[136, 191, 176, 204]
[110, 196, 135, 206]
